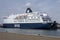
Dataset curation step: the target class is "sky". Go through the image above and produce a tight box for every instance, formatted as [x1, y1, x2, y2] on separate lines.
[0, 0, 60, 23]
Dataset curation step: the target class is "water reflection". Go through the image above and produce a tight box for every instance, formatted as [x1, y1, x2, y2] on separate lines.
[0, 28, 60, 37]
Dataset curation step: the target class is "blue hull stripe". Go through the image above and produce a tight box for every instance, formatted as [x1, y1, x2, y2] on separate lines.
[3, 23, 52, 29]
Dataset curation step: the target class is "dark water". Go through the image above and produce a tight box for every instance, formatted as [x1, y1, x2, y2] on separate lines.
[0, 28, 60, 37]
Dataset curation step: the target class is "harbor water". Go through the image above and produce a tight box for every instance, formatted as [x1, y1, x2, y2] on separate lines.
[0, 28, 60, 37]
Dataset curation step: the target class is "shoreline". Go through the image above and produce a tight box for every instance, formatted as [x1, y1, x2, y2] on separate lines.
[0, 32, 60, 40]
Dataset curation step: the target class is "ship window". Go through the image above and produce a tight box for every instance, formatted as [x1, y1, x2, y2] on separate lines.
[42, 16, 51, 21]
[32, 17, 34, 18]
[14, 24, 20, 27]
[15, 16, 27, 19]
[29, 17, 31, 19]
[36, 17, 38, 18]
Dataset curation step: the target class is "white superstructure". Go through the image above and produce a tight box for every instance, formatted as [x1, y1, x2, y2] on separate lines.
[3, 12, 52, 23]
[3, 8, 52, 23]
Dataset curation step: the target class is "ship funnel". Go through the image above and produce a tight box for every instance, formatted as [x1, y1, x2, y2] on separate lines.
[26, 8, 32, 13]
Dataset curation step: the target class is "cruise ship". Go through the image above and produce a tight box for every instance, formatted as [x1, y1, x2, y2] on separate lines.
[3, 8, 57, 29]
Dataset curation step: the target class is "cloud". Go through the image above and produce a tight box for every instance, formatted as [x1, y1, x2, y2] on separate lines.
[25, 2, 31, 7]
[0, 0, 60, 23]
